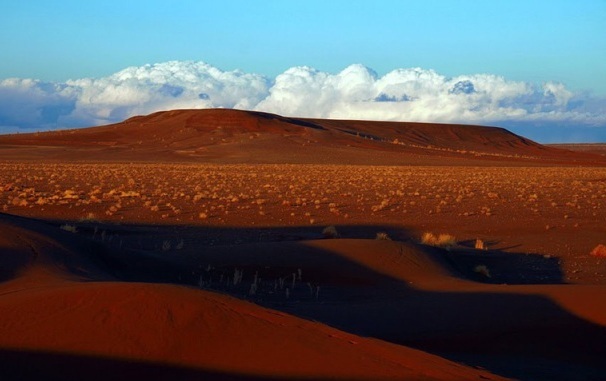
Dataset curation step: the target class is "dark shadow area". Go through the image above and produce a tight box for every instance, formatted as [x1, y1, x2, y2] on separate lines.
[0, 348, 303, 381]
[335, 128, 383, 141]
[71, 221, 413, 247]
[56, 218, 567, 286]
[0, 213, 121, 283]
[2, 212, 606, 380]
[445, 247, 566, 284]
[0, 245, 32, 283]
[250, 110, 327, 131]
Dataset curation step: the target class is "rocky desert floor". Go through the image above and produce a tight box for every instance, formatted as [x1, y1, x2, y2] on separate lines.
[1, 162, 605, 283]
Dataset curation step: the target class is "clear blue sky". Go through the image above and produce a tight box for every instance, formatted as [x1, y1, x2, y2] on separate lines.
[1, 0, 605, 94]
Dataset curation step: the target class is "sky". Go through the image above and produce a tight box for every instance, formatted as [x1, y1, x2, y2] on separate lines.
[0, 0, 605, 142]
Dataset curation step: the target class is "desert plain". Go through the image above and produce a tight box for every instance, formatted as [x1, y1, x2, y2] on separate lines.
[0, 109, 605, 380]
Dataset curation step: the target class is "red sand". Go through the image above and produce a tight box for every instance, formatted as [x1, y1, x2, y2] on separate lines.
[1, 109, 605, 380]
[0, 213, 505, 381]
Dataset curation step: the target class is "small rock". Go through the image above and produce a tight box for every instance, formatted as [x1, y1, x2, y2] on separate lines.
[590, 244, 606, 257]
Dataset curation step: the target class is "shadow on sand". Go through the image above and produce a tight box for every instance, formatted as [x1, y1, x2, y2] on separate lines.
[2, 214, 605, 381]
[0, 348, 293, 381]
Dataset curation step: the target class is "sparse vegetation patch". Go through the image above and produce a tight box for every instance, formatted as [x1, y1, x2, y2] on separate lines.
[421, 232, 456, 248]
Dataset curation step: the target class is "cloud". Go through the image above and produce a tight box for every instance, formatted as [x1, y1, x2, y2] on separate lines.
[64, 61, 271, 126]
[0, 61, 605, 141]
[0, 78, 78, 129]
[257, 66, 602, 126]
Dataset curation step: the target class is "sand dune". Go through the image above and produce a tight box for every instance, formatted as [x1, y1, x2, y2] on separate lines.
[168, 237, 606, 379]
[2, 211, 605, 380]
[0, 213, 507, 380]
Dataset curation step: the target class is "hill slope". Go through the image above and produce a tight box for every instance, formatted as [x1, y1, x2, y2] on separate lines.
[0, 108, 601, 165]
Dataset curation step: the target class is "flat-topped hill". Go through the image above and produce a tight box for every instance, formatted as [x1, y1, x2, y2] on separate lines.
[0, 108, 602, 165]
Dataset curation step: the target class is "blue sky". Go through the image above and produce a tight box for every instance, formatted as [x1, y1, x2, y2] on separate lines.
[2, 0, 604, 92]
[0, 0, 605, 141]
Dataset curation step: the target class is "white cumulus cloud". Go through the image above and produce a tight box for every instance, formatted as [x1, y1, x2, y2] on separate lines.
[65, 61, 271, 126]
[0, 60, 604, 141]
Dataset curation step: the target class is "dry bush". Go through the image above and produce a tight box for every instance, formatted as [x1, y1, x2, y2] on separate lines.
[421, 232, 456, 248]
[375, 232, 391, 241]
[473, 265, 491, 278]
[60, 224, 77, 233]
[80, 212, 99, 222]
[475, 239, 487, 250]
[322, 225, 339, 239]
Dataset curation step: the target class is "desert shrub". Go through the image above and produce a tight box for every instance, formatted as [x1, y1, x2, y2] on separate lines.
[322, 225, 339, 239]
[475, 239, 487, 250]
[421, 232, 435, 245]
[421, 232, 456, 248]
[80, 212, 98, 221]
[473, 265, 491, 278]
[60, 224, 77, 233]
[375, 232, 391, 241]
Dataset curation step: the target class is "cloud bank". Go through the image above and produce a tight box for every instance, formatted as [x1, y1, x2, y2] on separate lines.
[1, 61, 605, 141]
